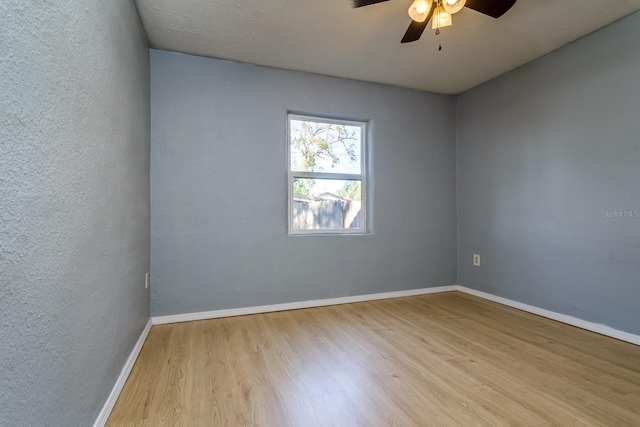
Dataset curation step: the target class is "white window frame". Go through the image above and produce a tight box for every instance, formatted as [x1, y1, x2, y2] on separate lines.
[287, 113, 368, 235]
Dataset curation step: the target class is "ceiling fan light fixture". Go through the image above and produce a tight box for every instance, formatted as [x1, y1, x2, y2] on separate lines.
[431, 5, 452, 29]
[443, 0, 466, 14]
[408, 0, 433, 23]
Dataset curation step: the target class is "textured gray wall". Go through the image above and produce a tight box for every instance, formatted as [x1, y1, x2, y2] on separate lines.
[150, 50, 457, 316]
[457, 13, 640, 335]
[1, 1, 150, 425]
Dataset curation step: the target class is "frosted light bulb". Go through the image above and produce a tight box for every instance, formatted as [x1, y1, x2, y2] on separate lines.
[408, 0, 433, 22]
[443, 0, 466, 14]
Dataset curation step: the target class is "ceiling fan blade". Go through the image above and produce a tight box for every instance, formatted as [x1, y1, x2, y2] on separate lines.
[464, 0, 516, 18]
[401, 20, 428, 43]
[351, 0, 389, 8]
[401, 4, 435, 44]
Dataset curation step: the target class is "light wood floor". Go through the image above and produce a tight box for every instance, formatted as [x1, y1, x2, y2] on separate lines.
[107, 292, 640, 426]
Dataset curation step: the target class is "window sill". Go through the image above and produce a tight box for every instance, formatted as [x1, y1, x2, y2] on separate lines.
[287, 231, 370, 237]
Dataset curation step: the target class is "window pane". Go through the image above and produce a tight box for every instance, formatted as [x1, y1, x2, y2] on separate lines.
[292, 178, 363, 231]
[290, 119, 362, 174]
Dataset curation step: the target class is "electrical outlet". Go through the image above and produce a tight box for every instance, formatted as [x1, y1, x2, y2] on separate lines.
[473, 254, 481, 267]
[145, 272, 149, 289]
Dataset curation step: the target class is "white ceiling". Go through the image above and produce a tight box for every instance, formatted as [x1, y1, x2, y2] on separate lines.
[136, 0, 640, 94]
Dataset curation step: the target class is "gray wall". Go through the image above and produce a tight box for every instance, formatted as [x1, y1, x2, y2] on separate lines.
[150, 50, 457, 316]
[457, 12, 640, 335]
[1, 1, 150, 425]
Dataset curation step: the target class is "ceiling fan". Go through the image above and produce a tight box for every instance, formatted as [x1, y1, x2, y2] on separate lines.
[351, 0, 516, 43]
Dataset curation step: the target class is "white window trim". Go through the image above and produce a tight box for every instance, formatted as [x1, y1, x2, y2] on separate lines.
[287, 113, 368, 235]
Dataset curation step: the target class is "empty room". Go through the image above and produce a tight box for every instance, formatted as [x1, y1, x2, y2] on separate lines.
[2, 0, 640, 425]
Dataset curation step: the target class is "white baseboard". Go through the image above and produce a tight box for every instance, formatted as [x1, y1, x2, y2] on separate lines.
[151, 285, 457, 325]
[94, 318, 153, 427]
[152, 284, 640, 345]
[456, 286, 640, 346]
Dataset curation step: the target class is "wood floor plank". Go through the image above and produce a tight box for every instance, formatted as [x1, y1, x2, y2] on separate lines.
[107, 292, 640, 426]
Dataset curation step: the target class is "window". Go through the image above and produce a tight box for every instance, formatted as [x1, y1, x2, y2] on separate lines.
[287, 113, 367, 234]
